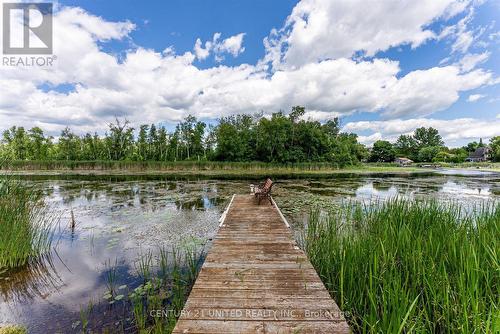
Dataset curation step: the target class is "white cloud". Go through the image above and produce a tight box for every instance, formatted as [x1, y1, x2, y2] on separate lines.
[218, 33, 246, 57]
[193, 38, 210, 60]
[193, 32, 245, 61]
[344, 118, 500, 146]
[57, 7, 135, 41]
[381, 66, 491, 117]
[263, 0, 468, 69]
[302, 110, 343, 121]
[457, 52, 490, 72]
[0, 0, 495, 145]
[452, 29, 474, 53]
[445, 7, 489, 54]
[467, 94, 485, 102]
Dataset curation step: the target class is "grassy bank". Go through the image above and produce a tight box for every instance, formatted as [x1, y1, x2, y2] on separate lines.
[0, 160, 434, 179]
[0, 178, 55, 271]
[304, 199, 499, 333]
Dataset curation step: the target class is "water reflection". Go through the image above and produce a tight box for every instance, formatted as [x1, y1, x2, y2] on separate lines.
[0, 254, 62, 302]
[440, 181, 491, 197]
[0, 173, 498, 332]
[355, 182, 400, 201]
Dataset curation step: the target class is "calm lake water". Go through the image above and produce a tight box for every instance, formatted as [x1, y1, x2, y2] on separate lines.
[1, 170, 499, 332]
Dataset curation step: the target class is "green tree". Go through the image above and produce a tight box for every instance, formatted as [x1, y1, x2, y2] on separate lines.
[58, 127, 81, 160]
[256, 112, 292, 162]
[158, 126, 169, 161]
[2, 126, 29, 160]
[214, 115, 256, 161]
[148, 124, 158, 160]
[490, 136, 500, 162]
[105, 118, 134, 160]
[136, 125, 149, 161]
[28, 127, 52, 160]
[418, 146, 441, 162]
[369, 140, 396, 162]
[81, 132, 105, 160]
[395, 134, 418, 159]
[413, 127, 444, 148]
[177, 115, 206, 160]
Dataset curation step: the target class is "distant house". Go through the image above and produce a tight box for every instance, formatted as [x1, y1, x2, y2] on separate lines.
[395, 157, 413, 166]
[465, 146, 491, 162]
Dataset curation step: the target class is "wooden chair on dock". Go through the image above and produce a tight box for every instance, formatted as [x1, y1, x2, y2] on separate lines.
[254, 178, 273, 204]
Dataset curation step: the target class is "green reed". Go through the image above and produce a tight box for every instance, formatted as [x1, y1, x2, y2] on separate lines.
[0, 159, 354, 171]
[129, 245, 205, 333]
[0, 177, 55, 271]
[303, 199, 499, 333]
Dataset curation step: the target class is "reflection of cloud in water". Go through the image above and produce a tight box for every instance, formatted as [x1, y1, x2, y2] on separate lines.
[440, 181, 491, 198]
[355, 182, 401, 201]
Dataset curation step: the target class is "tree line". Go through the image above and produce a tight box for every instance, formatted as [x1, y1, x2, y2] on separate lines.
[369, 129, 500, 163]
[1, 106, 499, 164]
[0, 107, 364, 166]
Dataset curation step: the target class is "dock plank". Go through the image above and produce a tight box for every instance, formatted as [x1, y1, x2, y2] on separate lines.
[172, 195, 349, 333]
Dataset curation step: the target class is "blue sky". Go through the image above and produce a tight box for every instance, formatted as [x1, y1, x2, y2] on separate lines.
[59, 0, 299, 68]
[0, 0, 499, 146]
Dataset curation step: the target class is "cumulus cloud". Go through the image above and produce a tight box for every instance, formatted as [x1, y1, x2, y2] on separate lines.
[263, 0, 468, 69]
[193, 38, 210, 60]
[467, 94, 484, 102]
[218, 33, 246, 57]
[193, 32, 245, 61]
[381, 66, 491, 117]
[344, 118, 500, 146]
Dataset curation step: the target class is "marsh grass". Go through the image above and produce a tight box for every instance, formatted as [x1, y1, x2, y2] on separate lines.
[78, 243, 206, 333]
[104, 259, 118, 296]
[0, 160, 433, 180]
[128, 245, 205, 333]
[1, 160, 354, 171]
[303, 199, 500, 333]
[0, 177, 56, 271]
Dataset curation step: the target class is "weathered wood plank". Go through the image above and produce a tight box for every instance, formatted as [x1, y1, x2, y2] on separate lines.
[172, 195, 349, 333]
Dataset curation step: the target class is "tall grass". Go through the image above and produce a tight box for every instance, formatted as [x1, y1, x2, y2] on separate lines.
[0, 177, 55, 271]
[77, 243, 206, 333]
[303, 199, 499, 333]
[129, 244, 205, 333]
[0, 159, 358, 172]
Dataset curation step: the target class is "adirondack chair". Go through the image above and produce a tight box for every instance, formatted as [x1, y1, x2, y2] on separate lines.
[254, 178, 273, 204]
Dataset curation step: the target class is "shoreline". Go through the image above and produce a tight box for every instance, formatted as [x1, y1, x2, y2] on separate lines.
[1, 161, 498, 179]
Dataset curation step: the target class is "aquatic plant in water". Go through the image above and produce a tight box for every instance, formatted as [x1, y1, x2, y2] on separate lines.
[0, 177, 56, 271]
[78, 243, 206, 333]
[128, 245, 205, 332]
[304, 199, 500, 333]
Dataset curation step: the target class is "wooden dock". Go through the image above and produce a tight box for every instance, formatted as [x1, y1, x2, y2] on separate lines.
[173, 195, 350, 333]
